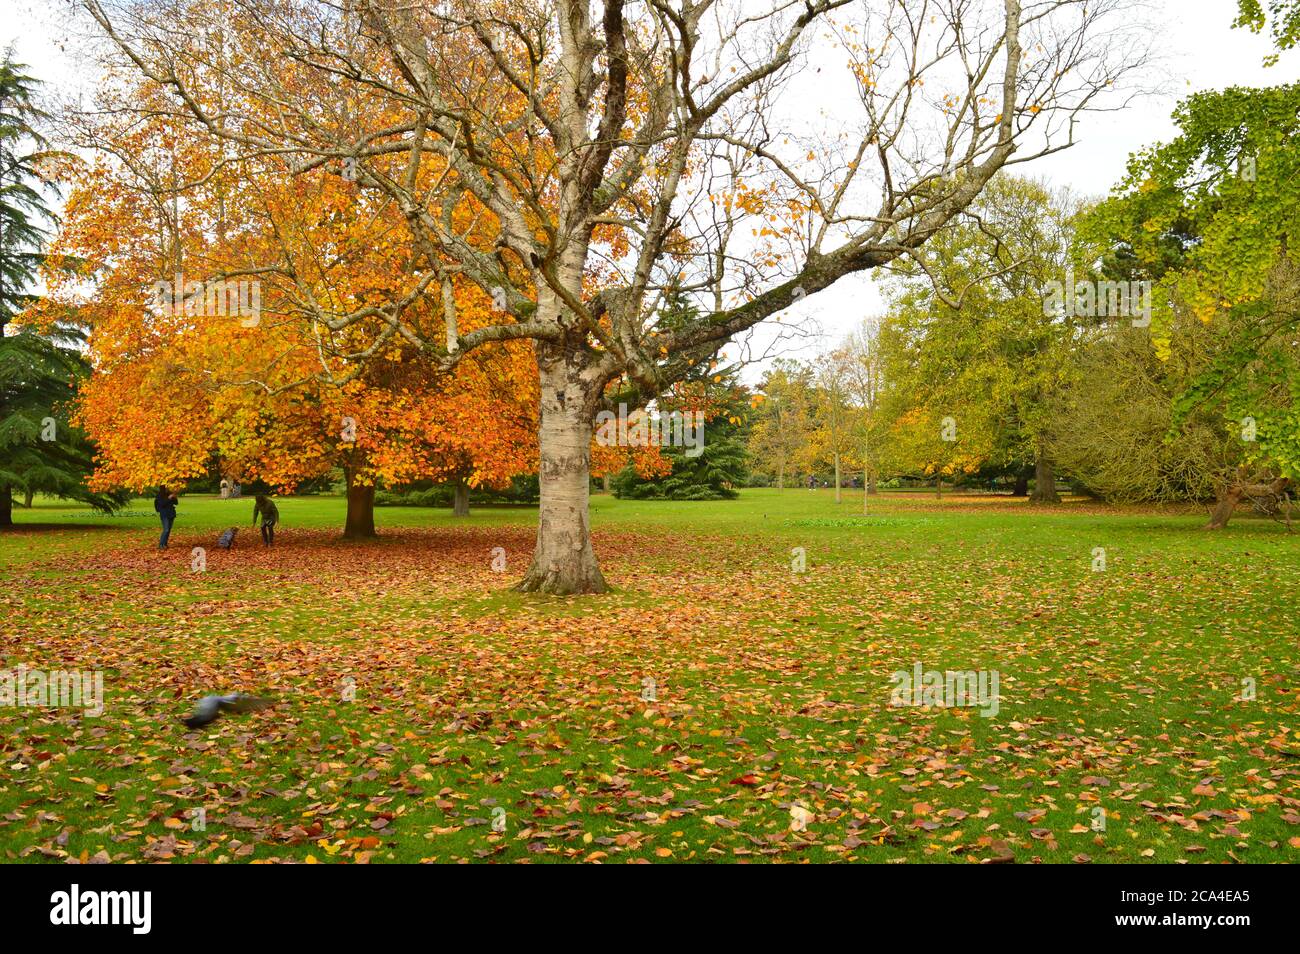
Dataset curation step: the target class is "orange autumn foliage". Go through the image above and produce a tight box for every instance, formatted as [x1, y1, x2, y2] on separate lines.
[47, 72, 538, 495]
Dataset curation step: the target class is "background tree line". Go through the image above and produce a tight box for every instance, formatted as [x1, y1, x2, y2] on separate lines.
[3, 0, 1294, 544]
[745, 107, 1299, 530]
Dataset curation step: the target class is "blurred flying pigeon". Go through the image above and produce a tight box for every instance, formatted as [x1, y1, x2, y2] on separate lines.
[182, 693, 275, 728]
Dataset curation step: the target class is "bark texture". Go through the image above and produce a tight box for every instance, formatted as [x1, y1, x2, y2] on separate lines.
[1029, 454, 1061, 504]
[1204, 486, 1241, 530]
[515, 343, 606, 594]
[343, 477, 377, 539]
[1204, 477, 1291, 530]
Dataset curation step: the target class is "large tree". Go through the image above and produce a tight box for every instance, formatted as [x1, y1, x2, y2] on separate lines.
[876, 175, 1084, 501]
[48, 85, 540, 537]
[1083, 81, 1300, 526]
[1048, 318, 1242, 508]
[0, 57, 122, 526]
[806, 349, 855, 502]
[748, 361, 814, 489]
[82, 0, 1148, 591]
[840, 316, 888, 502]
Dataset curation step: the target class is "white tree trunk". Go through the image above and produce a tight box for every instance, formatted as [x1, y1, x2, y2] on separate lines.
[516, 349, 606, 594]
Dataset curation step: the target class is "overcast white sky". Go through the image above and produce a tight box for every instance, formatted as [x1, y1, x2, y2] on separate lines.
[753, 0, 1297, 372]
[2, 0, 1296, 380]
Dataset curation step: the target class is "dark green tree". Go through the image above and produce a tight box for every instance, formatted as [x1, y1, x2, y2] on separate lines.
[612, 291, 750, 501]
[0, 56, 121, 526]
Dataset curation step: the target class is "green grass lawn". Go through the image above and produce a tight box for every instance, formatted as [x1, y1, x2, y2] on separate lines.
[2, 489, 1297, 863]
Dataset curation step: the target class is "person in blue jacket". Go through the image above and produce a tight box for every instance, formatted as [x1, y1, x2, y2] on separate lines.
[154, 486, 179, 549]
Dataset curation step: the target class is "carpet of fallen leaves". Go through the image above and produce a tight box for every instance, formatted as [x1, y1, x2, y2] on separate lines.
[2, 506, 1299, 863]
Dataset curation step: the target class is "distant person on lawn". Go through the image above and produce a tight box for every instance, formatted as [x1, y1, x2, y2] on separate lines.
[154, 487, 178, 549]
[252, 494, 279, 547]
